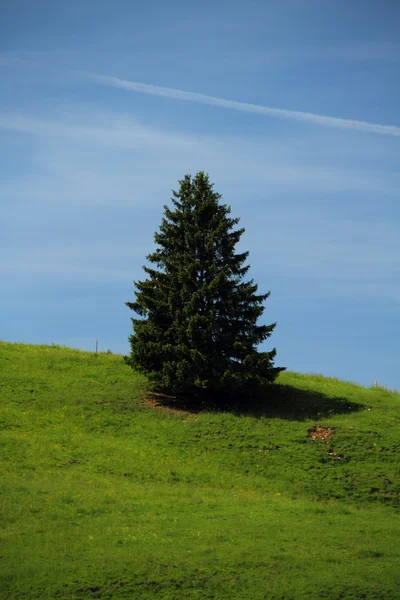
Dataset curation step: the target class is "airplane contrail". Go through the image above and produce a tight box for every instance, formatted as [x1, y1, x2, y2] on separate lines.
[91, 74, 400, 137]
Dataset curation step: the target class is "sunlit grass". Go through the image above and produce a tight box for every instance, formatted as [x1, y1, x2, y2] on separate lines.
[1, 341, 399, 599]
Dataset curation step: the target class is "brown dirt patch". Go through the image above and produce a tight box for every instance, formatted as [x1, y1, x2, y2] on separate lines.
[308, 424, 334, 442]
[140, 392, 200, 417]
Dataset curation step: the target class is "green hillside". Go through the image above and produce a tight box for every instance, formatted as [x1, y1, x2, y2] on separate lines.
[1, 341, 399, 599]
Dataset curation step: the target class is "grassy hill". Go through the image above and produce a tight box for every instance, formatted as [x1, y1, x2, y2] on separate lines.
[1, 341, 399, 600]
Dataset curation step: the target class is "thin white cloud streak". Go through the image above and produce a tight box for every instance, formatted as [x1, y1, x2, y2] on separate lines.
[91, 74, 400, 138]
[0, 112, 197, 152]
[2, 111, 395, 202]
[1, 107, 399, 297]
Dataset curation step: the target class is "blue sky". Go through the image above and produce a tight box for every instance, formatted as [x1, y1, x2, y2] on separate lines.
[1, 0, 399, 389]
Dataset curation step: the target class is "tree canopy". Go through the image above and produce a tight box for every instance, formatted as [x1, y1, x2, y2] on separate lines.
[126, 172, 284, 399]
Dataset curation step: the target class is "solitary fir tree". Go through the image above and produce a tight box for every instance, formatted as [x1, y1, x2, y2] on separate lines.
[126, 172, 284, 399]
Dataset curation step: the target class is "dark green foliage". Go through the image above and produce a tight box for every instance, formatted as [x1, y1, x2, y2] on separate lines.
[126, 172, 284, 397]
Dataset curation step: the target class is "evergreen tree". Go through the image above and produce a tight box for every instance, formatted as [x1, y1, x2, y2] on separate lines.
[126, 172, 284, 398]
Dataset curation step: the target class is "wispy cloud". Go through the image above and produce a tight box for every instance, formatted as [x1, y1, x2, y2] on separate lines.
[2, 109, 395, 210]
[1, 105, 398, 300]
[0, 112, 197, 151]
[91, 74, 400, 138]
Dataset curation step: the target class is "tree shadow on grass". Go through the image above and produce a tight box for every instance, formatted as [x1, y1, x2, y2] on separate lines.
[234, 383, 364, 421]
[143, 384, 365, 421]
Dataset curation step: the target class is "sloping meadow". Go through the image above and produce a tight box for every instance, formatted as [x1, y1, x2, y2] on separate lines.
[1, 341, 399, 599]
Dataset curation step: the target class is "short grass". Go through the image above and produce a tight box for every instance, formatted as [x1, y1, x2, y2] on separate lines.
[1, 341, 399, 599]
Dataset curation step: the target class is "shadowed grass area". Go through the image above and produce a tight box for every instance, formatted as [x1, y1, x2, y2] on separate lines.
[149, 381, 364, 420]
[1, 341, 399, 599]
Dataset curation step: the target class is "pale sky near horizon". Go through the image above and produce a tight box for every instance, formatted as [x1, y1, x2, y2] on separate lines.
[1, 0, 399, 389]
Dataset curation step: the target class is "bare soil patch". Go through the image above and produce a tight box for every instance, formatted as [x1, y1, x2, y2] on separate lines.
[140, 392, 201, 417]
[308, 425, 334, 442]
